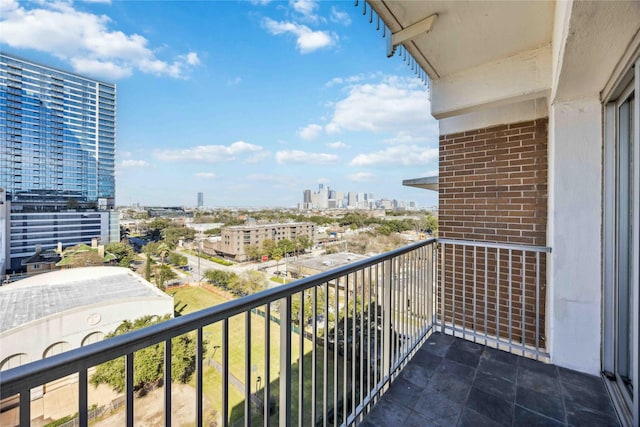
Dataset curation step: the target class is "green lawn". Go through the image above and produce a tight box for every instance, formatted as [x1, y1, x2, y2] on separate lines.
[167, 286, 344, 426]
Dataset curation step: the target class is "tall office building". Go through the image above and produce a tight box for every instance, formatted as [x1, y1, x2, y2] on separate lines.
[197, 192, 204, 208]
[0, 53, 118, 274]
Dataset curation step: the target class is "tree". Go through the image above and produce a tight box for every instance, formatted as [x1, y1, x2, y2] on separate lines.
[146, 218, 171, 241]
[90, 315, 199, 393]
[167, 252, 188, 267]
[156, 264, 176, 289]
[203, 228, 221, 236]
[105, 242, 136, 267]
[423, 213, 438, 235]
[227, 271, 267, 296]
[261, 239, 277, 259]
[145, 254, 152, 282]
[157, 243, 170, 264]
[162, 226, 196, 247]
[244, 244, 260, 261]
[203, 269, 236, 288]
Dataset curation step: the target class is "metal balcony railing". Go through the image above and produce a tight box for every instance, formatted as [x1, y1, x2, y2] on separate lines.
[0, 238, 550, 427]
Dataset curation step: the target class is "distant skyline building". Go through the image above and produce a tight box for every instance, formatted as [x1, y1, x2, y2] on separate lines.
[0, 53, 118, 274]
[197, 192, 204, 208]
[301, 186, 418, 212]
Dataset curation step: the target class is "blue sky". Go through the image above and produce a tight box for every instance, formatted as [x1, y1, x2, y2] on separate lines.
[1, 0, 439, 208]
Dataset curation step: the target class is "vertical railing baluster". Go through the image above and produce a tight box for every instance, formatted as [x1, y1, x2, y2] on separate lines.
[279, 296, 292, 427]
[382, 260, 392, 391]
[521, 251, 527, 354]
[452, 244, 457, 336]
[484, 248, 488, 346]
[245, 313, 251, 427]
[333, 279, 339, 427]
[473, 246, 477, 343]
[496, 248, 501, 348]
[535, 252, 541, 360]
[264, 304, 271, 427]
[164, 339, 172, 427]
[126, 352, 134, 427]
[323, 283, 329, 427]
[19, 388, 30, 427]
[367, 266, 372, 408]
[312, 287, 317, 427]
[439, 242, 445, 333]
[351, 273, 357, 420]
[79, 368, 88, 427]
[299, 292, 304, 427]
[463, 245, 467, 337]
[359, 267, 365, 419]
[508, 249, 513, 352]
[196, 328, 203, 427]
[343, 274, 348, 427]
[373, 263, 379, 402]
[223, 319, 229, 427]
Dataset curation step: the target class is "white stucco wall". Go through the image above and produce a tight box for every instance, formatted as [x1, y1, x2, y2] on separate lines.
[0, 297, 174, 369]
[547, 97, 603, 374]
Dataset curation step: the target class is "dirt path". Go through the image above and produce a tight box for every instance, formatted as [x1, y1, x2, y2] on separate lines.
[92, 384, 216, 427]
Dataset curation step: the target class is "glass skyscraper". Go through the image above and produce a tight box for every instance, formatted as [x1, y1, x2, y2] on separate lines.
[0, 53, 118, 273]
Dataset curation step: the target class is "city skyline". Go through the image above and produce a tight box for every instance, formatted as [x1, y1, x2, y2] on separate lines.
[0, 0, 439, 208]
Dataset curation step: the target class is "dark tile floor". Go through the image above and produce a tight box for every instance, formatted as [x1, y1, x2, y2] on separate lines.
[361, 333, 621, 427]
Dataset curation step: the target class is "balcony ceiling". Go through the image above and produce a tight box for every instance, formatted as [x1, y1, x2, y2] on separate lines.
[369, 0, 555, 80]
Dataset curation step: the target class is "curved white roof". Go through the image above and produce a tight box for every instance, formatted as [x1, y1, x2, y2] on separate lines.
[0, 267, 171, 333]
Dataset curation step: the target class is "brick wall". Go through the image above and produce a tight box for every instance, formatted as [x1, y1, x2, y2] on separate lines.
[438, 119, 548, 351]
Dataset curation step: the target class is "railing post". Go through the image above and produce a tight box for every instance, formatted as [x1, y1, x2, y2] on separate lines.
[381, 260, 392, 390]
[279, 296, 292, 426]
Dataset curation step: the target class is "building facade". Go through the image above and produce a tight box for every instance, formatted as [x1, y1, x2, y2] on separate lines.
[381, 1, 639, 423]
[209, 222, 315, 261]
[197, 191, 204, 208]
[0, 53, 118, 273]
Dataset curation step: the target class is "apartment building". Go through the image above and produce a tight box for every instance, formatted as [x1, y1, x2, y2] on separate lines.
[210, 222, 315, 261]
[0, 53, 118, 274]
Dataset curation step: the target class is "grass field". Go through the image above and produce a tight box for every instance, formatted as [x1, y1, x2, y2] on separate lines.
[167, 286, 344, 426]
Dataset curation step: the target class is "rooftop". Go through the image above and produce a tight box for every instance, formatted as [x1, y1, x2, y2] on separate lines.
[362, 333, 621, 427]
[288, 251, 368, 272]
[0, 267, 170, 333]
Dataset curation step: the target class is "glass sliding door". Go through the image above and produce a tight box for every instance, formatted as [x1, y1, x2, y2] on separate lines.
[604, 57, 639, 426]
[616, 88, 634, 405]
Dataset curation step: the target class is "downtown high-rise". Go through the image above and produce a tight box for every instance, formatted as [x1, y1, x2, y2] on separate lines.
[0, 53, 118, 274]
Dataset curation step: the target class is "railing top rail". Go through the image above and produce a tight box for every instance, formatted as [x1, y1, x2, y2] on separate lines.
[437, 238, 552, 253]
[0, 238, 437, 397]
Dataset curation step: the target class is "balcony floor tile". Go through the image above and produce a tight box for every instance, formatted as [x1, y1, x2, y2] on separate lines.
[362, 333, 622, 427]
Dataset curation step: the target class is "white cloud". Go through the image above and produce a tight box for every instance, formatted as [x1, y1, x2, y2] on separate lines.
[155, 141, 265, 163]
[195, 172, 216, 179]
[348, 172, 374, 182]
[0, 1, 200, 80]
[383, 131, 430, 145]
[299, 123, 322, 140]
[227, 76, 242, 86]
[290, 0, 318, 18]
[325, 76, 436, 139]
[330, 6, 351, 26]
[275, 150, 338, 164]
[350, 145, 438, 167]
[262, 18, 336, 53]
[421, 169, 439, 177]
[120, 159, 149, 168]
[326, 141, 348, 149]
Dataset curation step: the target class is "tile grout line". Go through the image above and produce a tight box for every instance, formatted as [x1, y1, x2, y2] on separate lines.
[455, 342, 480, 427]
